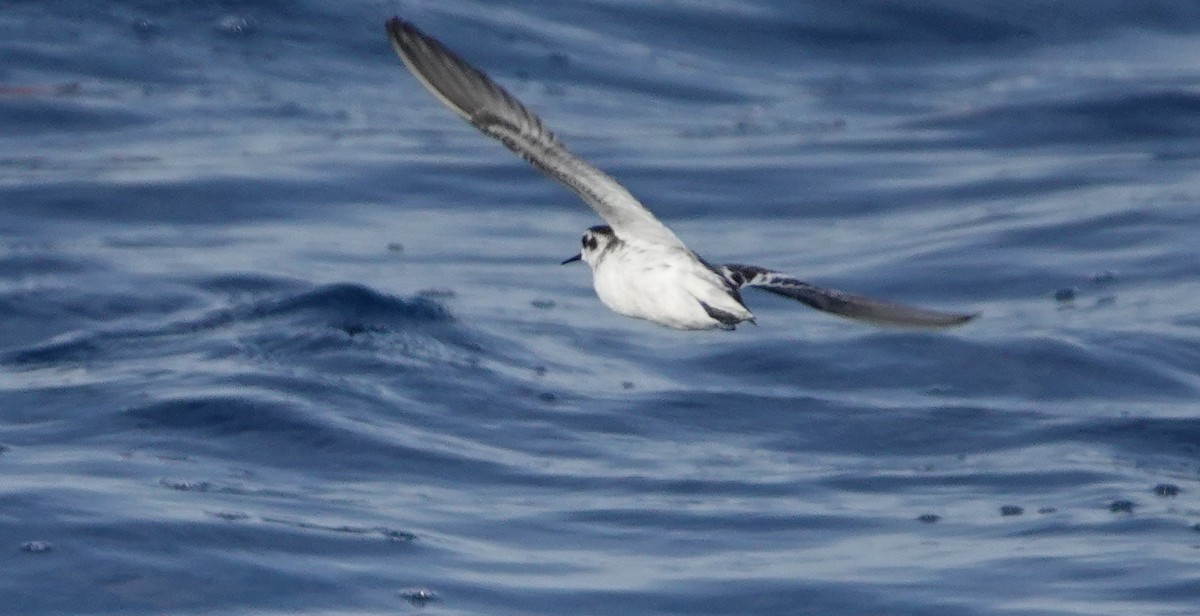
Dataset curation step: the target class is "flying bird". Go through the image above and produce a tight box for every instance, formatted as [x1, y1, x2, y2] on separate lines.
[384, 17, 975, 330]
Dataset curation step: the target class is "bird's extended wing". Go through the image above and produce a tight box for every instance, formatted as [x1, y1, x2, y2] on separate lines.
[719, 264, 977, 328]
[385, 17, 686, 249]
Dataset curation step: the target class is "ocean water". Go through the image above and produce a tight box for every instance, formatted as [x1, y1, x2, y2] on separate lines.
[4, 1, 1200, 614]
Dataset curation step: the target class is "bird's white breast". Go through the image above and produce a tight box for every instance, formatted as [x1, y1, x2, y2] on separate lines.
[590, 243, 752, 330]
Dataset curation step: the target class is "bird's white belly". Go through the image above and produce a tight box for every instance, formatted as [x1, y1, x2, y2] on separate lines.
[591, 249, 751, 330]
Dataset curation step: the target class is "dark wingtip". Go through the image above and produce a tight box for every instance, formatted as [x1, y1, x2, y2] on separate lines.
[384, 16, 407, 50]
[384, 15, 401, 36]
[908, 310, 979, 329]
[905, 310, 977, 329]
[384, 16, 422, 50]
[385, 15, 406, 32]
[955, 311, 982, 325]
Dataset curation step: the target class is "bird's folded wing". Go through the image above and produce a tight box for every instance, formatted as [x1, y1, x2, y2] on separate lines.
[720, 264, 977, 328]
[385, 17, 686, 249]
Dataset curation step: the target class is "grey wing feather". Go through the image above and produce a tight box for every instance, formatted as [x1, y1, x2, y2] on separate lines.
[720, 264, 977, 328]
[385, 17, 685, 249]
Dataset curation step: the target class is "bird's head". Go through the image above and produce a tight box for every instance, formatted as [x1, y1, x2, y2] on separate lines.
[561, 224, 618, 267]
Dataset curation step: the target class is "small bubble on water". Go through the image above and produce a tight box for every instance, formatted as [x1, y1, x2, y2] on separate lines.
[399, 588, 440, 607]
[159, 479, 212, 492]
[1053, 288, 1077, 302]
[216, 15, 256, 36]
[131, 18, 162, 40]
[21, 541, 52, 554]
[1109, 499, 1136, 514]
[1153, 483, 1181, 497]
[378, 528, 417, 542]
[209, 511, 250, 522]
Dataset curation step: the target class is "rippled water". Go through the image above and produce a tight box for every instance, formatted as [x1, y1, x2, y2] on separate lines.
[4, 1, 1200, 614]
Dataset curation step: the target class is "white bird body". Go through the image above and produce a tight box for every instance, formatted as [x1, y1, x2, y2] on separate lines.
[384, 17, 976, 331]
[585, 234, 754, 330]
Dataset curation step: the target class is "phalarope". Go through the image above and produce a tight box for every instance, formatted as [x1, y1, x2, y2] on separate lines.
[385, 17, 975, 331]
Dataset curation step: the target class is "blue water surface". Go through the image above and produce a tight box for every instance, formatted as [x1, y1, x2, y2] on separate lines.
[4, 1, 1200, 614]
